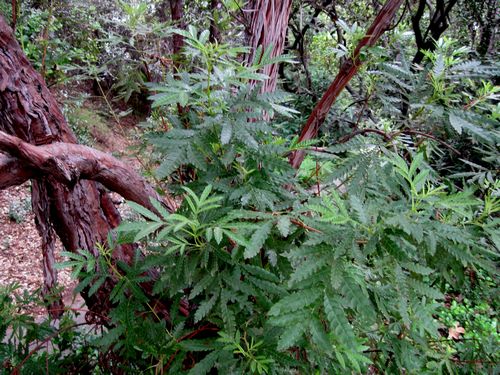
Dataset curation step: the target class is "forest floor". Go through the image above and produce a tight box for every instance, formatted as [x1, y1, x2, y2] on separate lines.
[0, 184, 75, 304]
[0, 82, 144, 317]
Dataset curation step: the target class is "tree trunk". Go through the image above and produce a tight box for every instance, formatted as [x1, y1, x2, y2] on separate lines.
[170, 0, 185, 68]
[0, 16, 175, 320]
[411, 0, 458, 66]
[398, 0, 458, 116]
[289, 0, 404, 169]
[209, 0, 222, 43]
[10, 0, 18, 30]
[477, 0, 498, 56]
[245, 0, 293, 94]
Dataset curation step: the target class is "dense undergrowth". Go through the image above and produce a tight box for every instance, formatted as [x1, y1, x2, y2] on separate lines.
[1, 1, 499, 374]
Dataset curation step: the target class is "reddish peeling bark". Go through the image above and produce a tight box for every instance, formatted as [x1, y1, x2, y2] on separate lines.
[0, 154, 31, 188]
[11, 0, 17, 30]
[0, 131, 177, 214]
[0, 16, 174, 319]
[245, 0, 293, 93]
[289, 0, 404, 169]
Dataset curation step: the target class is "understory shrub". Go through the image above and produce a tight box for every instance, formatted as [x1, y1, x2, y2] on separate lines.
[55, 29, 498, 374]
[1, 26, 498, 375]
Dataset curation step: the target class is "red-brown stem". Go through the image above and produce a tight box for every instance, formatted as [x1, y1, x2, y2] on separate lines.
[12, 322, 92, 375]
[10, 0, 17, 30]
[289, 0, 404, 169]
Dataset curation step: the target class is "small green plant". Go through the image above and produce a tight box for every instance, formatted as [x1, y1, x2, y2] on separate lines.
[7, 198, 31, 224]
[217, 331, 274, 374]
[0, 284, 100, 374]
[433, 268, 499, 373]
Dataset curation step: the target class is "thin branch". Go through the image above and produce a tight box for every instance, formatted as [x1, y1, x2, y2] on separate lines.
[412, 0, 427, 49]
[12, 322, 93, 375]
[337, 127, 461, 155]
[400, 129, 461, 155]
[290, 8, 321, 50]
[339, 128, 392, 142]
[290, 218, 322, 233]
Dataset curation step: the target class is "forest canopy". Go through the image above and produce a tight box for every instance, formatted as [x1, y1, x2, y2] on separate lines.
[0, 0, 498, 374]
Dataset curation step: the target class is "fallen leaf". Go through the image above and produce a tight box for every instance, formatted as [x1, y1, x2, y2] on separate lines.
[448, 322, 465, 340]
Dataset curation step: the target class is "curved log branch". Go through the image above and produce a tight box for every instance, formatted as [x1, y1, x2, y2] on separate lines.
[0, 14, 184, 318]
[0, 131, 178, 213]
[0, 153, 33, 188]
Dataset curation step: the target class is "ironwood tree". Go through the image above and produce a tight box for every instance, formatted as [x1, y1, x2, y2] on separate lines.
[0, 15, 176, 319]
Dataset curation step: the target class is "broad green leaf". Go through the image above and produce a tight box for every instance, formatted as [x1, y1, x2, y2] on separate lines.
[220, 123, 232, 145]
[149, 197, 170, 220]
[127, 201, 162, 222]
[277, 322, 307, 351]
[269, 289, 321, 316]
[134, 222, 164, 242]
[323, 293, 355, 346]
[310, 316, 332, 353]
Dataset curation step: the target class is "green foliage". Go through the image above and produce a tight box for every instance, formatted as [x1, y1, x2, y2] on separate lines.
[435, 268, 499, 374]
[217, 331, 274, 374]
[0, 284, 101, 374]
[438, 297, 499, 373]
[367, 37, 499, 181]
[13, 3, 101, 81]
[146, 27, 297, 205]
[48, 31, 499, 373]
[7, 197, 31, 224]
[0, 1, 12, 24]
[2, 3, 498, 374]
[63, 102, 111, 146]
[55, 144, 496, 373]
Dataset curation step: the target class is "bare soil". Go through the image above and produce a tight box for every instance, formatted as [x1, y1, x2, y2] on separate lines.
[0, 183, 76, 312]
